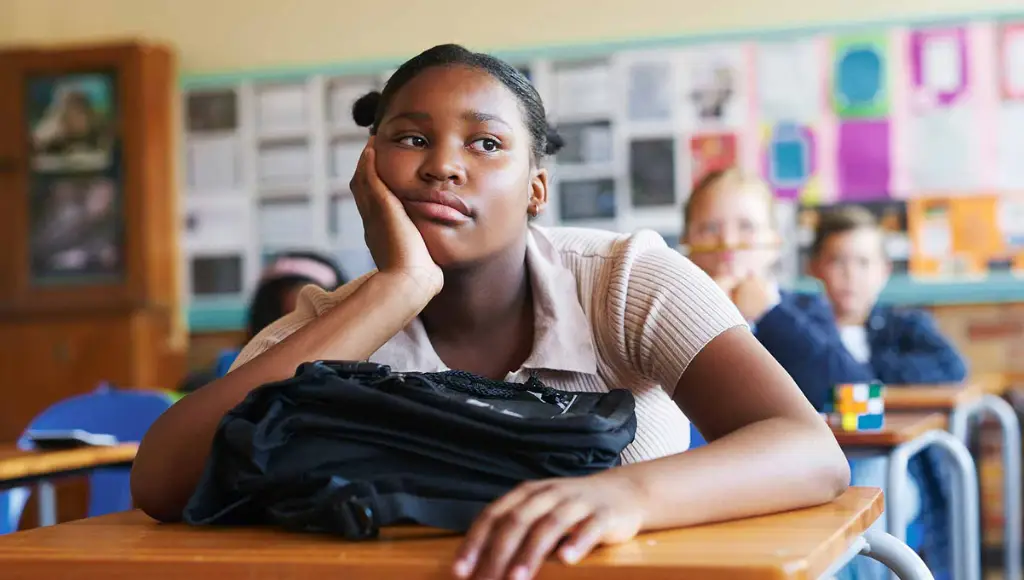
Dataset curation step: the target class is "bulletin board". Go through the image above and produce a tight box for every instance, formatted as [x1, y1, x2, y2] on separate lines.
[178, 13, 1024, 329]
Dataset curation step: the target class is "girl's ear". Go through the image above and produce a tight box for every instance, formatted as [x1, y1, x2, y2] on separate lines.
[529, 168, 549, 216]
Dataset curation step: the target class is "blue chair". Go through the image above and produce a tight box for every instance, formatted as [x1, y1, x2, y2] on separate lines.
[214, 349, 241, 378]
[0, 384, 174, 533]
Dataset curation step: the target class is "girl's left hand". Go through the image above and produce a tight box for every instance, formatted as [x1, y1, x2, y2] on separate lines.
[452, 474, 645, 580]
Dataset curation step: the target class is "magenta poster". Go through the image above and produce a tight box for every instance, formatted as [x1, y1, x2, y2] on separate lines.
[837, 120, 891, 201]
[909, 27, 970, 108]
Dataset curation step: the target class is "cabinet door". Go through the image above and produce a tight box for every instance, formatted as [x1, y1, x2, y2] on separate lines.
[0, 315, 140, 440]
[0, 43, 177, 315]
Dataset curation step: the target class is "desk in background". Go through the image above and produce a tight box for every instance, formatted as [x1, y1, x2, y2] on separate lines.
[884, 377, 1021, 580]
[0, 444, 138, 528]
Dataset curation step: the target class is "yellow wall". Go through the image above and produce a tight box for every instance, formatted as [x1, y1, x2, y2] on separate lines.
[1, 0, 1021, 74]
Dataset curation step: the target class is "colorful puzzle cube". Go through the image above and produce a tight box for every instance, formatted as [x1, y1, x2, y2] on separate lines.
[830, 382, 884, 431]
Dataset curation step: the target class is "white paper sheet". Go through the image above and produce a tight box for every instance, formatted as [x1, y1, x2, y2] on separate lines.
[186, 136, 238, 192]
[331, 195, 365, 248]
[1003, 27, 1024, 97]
[907, 106, 976, 191]
[258, 142, 311, 184]
[331, 140, 365, 181]
[628, 61, 673, 121]
[553, 62, 612, 119]
[918, 209, 953, 258]
[997, 103, 1024, 190]
[756, 39, 821, 122]
[328, 79, 378, 131]
[921, 33, 963, 94]
[680, 46, 748, 129]
[183, 200, 250, 251]
[258, 199, 315, 247]
[998, 195, 1024, 248]
[256, 84, 308, 132]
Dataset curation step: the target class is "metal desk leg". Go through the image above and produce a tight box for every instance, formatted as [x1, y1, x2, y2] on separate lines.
[949, 395, 1022, 580]
[860, 530, 936, 580]
[36, 481, 57, 527]
[887, 430, 980, 580]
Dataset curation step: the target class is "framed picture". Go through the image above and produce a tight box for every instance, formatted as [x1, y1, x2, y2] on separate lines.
[190, 255, 244, 296]
[29, 174, 124, 285]
[27, 72, 117, 173]
[559, 179, 616, 221]
[556, 121, 613, 166]
[186, 90, 238, 132]
[630, 139, 676, 207]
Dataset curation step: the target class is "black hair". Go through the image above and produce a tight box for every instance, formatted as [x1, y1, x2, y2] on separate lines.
[352, 44, 563, 163]
[245, 251, 347, 340]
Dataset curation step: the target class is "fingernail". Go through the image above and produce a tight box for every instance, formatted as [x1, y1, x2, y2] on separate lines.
[453, 559, 472, 578]
[561, 547, 580, 564]
[510, 565, 529, 580]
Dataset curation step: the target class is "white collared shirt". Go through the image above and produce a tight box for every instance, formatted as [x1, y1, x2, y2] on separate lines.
[232, 226, 746, 462]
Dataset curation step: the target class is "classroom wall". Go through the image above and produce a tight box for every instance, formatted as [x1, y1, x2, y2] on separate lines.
[1, 0, 1021, 75]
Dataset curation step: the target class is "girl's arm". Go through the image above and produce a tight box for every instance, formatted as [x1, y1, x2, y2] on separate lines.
[132, 141, 441, 523]
[454, 327, 848, 580]
[130, 271, 435, 523]
[625, 325, 849, 528]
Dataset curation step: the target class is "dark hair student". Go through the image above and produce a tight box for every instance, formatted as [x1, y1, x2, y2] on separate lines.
[133, 43, 849, 580]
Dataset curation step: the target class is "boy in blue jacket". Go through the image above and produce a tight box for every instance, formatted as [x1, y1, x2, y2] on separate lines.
[682, 169, 966, 579]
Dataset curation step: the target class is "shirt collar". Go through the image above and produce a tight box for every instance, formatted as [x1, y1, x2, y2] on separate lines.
[370, 226, 598, 376]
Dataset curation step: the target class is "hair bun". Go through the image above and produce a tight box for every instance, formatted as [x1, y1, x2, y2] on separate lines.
[544, 125, 564, 156]
[352, 91, 382, 128]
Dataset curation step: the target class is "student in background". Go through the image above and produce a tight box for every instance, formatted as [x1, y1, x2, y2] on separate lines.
[177, 251, 346, 392]
[681, 170, 962, 578]
[808, 206, 966, 384]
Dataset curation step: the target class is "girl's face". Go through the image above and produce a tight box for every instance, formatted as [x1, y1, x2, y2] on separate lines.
[373, 65, 548, 268]
[683, 182, 779, 279]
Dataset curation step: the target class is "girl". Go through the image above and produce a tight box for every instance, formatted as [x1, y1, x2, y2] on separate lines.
[680, 169, 943, 579]
[134, 45, 848, 580]
[178, 251, 346, 392]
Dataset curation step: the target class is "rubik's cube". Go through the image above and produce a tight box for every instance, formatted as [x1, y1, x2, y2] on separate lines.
[829, 382, 885, 431]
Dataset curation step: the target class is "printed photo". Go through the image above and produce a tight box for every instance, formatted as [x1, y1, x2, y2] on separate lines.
[29, 175, 123, 285]
[27, 73, 117, 172]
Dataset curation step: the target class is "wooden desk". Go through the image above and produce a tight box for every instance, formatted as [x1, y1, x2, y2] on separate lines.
[0, 488, 886, 580]
[882, 374, 1008, 411]
[831, 413, 947, 447]
[0, 444, 138, 488]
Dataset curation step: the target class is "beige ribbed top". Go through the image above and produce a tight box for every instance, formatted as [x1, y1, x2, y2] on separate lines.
[231, 226, 746, 464]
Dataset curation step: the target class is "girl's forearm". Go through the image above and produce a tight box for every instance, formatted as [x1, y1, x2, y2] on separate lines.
[610, 417, 849, 531]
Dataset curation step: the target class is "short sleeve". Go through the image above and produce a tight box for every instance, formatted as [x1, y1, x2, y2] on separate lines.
[602, 233, 747, 394]
[228, 274, 373, 373]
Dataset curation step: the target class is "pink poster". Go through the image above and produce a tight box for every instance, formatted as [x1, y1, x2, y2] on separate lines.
[1000, 23, 1024, 100]
[837, 120, 891, 201]
[909, 27, 970, 109]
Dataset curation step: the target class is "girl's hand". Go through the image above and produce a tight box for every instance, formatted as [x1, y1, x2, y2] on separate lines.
[453, 474, 645, 580]
[349, 137, 443, 298]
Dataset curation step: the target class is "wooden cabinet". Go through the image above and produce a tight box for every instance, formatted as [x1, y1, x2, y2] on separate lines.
[0, 42, 183, 442]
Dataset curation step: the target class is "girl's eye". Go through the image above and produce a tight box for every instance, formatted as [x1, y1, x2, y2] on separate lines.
[399, 136, 427, 147]
[470, 138, 500, 152]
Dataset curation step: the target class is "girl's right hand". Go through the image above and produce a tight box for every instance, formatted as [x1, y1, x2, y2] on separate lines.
[350, 137, 444, 298]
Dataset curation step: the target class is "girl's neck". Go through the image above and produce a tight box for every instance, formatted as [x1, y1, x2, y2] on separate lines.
[420, 236, 531, 342]
[834, 310, 869, 327]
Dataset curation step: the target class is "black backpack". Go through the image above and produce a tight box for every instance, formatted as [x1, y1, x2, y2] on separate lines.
[183, 360, 637, 539]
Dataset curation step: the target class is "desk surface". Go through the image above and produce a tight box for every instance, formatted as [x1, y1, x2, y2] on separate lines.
[832, 413, 947, 447]
[0, 487, 884, 580]
[0, 444, 138, 484]
[883, 373, 1008, 411]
